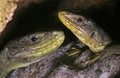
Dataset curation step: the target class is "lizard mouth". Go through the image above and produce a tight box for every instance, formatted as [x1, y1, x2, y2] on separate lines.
[90, 40, 111, 52]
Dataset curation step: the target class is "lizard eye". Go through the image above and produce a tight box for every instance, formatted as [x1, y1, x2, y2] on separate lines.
[90, 31, 96, 39]
[31, 36, 39, 42]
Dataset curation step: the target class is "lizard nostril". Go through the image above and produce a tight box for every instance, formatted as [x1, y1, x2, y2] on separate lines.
[90, 32, 95, 39]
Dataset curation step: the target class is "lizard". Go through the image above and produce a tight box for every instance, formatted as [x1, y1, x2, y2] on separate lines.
[0, 30, 65, 78]
[58, 11, 111, 52]
[58, 11, 116, 67]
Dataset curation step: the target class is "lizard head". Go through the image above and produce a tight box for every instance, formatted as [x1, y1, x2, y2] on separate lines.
[58, 11, 111, 52]
[2, 31, 65, 70]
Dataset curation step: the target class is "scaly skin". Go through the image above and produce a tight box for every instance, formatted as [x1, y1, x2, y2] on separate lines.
[0, 31, 65, 78]
[58, 11, 111, 52]
[58, 11, 120, 68]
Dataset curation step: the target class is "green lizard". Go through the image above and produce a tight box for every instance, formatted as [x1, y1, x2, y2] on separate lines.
[0, 31, 65, 78]
[58, 11, 114, 67]
[58, 11, 111, 52]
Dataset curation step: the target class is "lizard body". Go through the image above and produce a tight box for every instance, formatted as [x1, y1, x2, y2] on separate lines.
[0, 31, 65, 78]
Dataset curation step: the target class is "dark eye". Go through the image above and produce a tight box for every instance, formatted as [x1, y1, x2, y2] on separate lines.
[31, 36, 39, 42]
[76, 17, 82, 22]
[90, 32, 95, 39]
